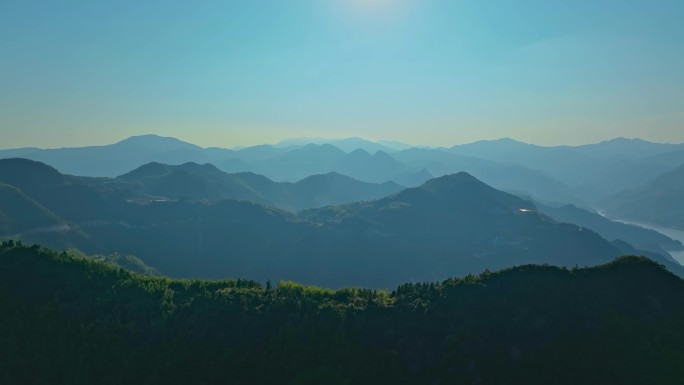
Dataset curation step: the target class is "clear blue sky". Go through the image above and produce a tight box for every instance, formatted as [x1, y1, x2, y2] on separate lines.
[1, 0, 683, 148]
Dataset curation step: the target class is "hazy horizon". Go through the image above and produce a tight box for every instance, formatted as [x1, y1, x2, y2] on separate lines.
[2, 1, 683, 148]
[1, 132, 683, 151]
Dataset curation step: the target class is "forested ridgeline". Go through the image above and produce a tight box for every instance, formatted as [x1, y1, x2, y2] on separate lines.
[2, 242, 684, 384]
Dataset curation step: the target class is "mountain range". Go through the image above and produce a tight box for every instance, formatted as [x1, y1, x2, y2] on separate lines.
[1, 158, 680, 287]
[118, 161, 403, 211]
[600, 163, 684, 230]
[4, 134, 682, 207]
[449, 137, 684, 201]
[537, 203, 683, 258]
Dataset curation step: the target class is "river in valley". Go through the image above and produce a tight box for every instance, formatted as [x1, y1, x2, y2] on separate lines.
[616, 220, 684, 265]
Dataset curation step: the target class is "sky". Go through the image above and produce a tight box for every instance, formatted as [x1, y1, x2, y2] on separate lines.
[1, 0, 683, 149]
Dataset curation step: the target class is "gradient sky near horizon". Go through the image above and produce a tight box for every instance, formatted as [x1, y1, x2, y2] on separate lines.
[1, 0, 683, 149]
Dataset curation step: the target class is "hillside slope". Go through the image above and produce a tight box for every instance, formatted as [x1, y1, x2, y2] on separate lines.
[2, 159, 676, 287]
[602, 164, 684, 229]
[2, 243, 683, 385]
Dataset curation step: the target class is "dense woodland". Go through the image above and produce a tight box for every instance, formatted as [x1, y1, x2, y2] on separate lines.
[2, 241, 684, 384]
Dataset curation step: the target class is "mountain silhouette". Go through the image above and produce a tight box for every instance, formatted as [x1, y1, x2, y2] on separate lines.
[0, 135, 207, 177]
[255, 144, 347, 181]
[275, 137, 400, 153]
[0, 158, 110, 220]
[394, 147, 584, 205]
[288, 172, 403, 209]
[119, 161, 403, 210]
[0, 160, 649, 287]
[449, 137, 682, 201]
[537, 203, 683, 256]
[332, 149, 412, 183]
[601, 163, 684, 229]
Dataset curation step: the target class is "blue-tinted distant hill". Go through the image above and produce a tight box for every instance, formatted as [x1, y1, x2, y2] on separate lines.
[118, 162, 404, 211]
[288, 172, 403, 210]
[572, 137, 682, 159]
[0, 157, 404, 213]
[3, 134, 681, 208]
[0, 135, 209, 177]
[537, 202, 683, 256]
[275, 137, 406, 153]
[230, 144, 287, 162]
[393, 147, 584, 205]
[5, 159, 676, 287]
[253, 144, 347, 181]
[449, 137, 684, 201]
[641, 149, 684, 169]
[601, 163, 684, 230]
[451, 137, 681, 166]
[332, 149, 412, 183]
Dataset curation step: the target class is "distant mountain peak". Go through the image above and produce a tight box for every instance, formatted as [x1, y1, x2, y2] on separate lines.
[319, 143, 342, 150]
[450, 137, 534, 153]
[415, 168, 433, 177]
[296, 143, 343, 152]
[495, 137, 526, 144]
[389, 173, 484, 202]
[117, 134, 171, 144]
[394, 172, 534, 210]
[121, 162, 226, 180]
[603, 137, 648, 144]
[420, 172, 484, 189]
[178, 162, 222, 172]
[372, 150, 392, 159]
[244, 144, 277, 150]
[119, 162, 171, 179]
[348, 148, 372, 157]
[122, 134, 165, 140]
[115, 135, 201, 150]
[298, 171, 352, 184]
[474, 137, 527, 145]
[323, 171, 347, 179]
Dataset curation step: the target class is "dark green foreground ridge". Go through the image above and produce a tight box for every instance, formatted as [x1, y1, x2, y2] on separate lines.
[1, 242, 684, 384]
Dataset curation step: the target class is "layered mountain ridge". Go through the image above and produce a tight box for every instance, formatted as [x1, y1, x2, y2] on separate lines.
[1, 158, 680, 287]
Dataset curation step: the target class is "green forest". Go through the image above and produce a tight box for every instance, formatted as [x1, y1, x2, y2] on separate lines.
[2, 241, 684, 384]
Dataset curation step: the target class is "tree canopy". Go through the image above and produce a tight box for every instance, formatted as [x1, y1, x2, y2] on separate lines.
[1, 242, 684, 384]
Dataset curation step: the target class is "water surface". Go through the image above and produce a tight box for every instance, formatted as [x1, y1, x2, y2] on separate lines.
[615, 220, 684, 265]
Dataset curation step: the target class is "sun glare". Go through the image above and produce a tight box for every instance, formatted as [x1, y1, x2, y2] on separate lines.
[343, 0, 406, 17]
[349, 0, 395, 11]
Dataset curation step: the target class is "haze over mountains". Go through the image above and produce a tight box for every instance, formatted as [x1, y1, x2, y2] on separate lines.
[3, 135, 682, 204]
[536, 203, 683, 260]
[118, 161, 403, 211]
[600, 164, 684, 230]
[2, 134, 684, 286]
[4, 0, 684, 380]
[1, 155, 682, 287]
[3, 134, 684, 384]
